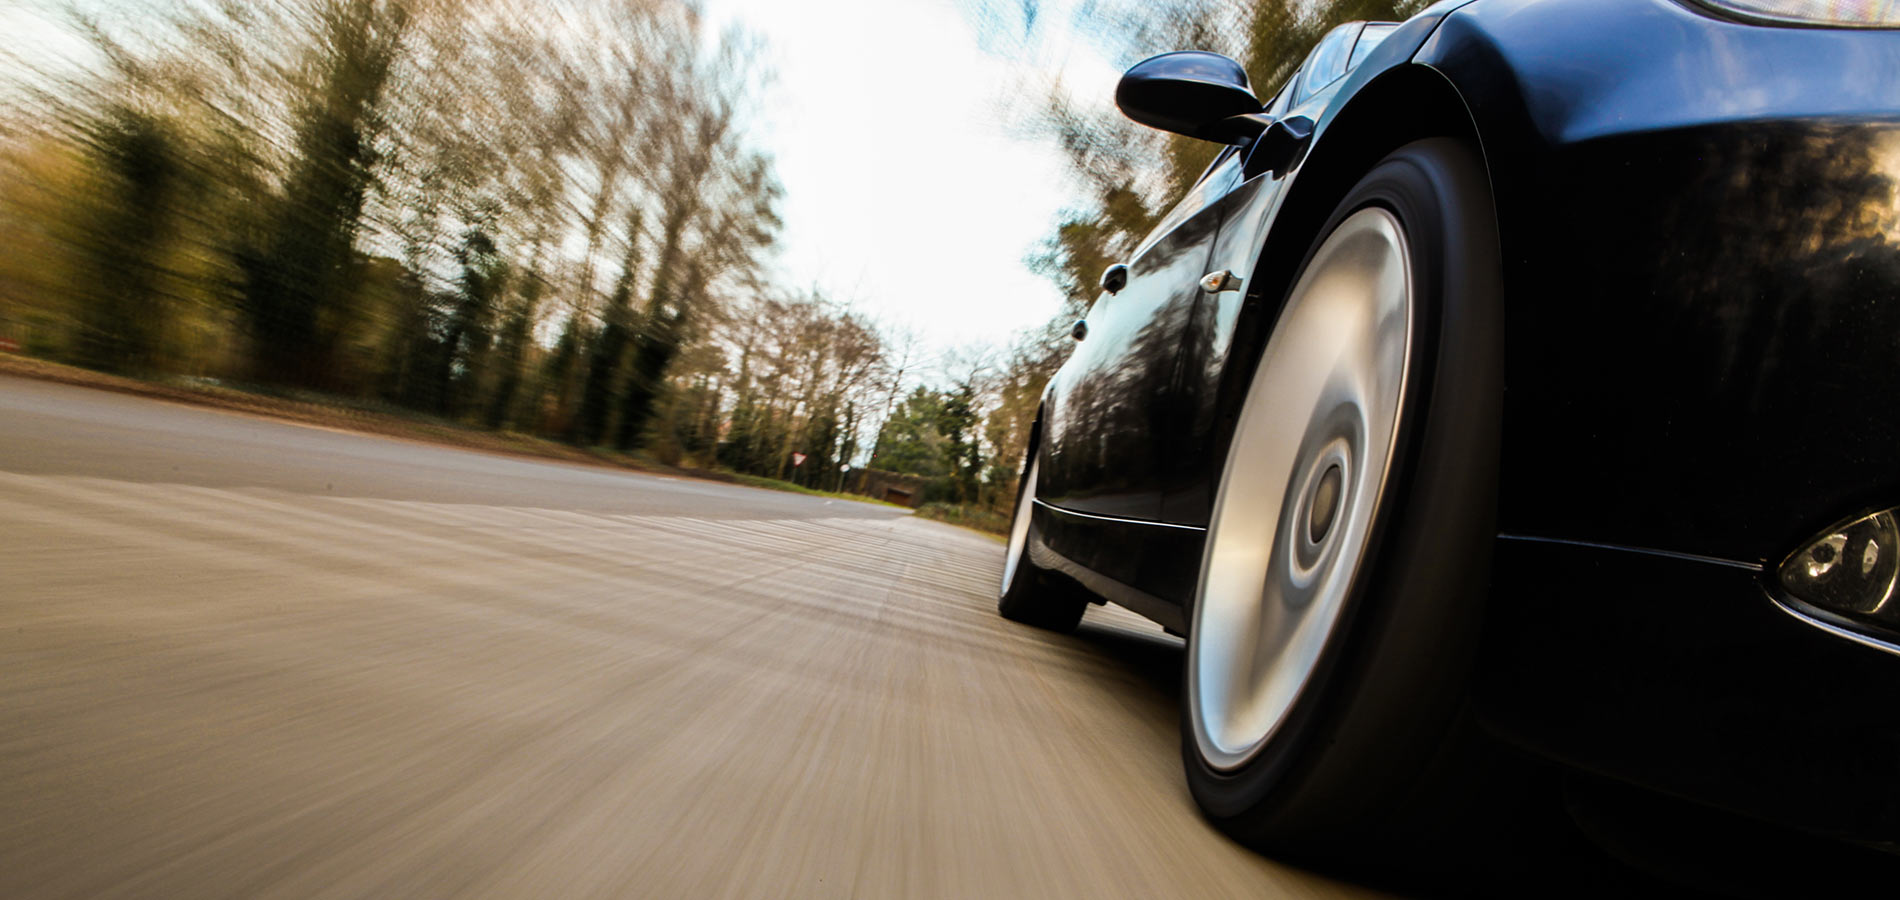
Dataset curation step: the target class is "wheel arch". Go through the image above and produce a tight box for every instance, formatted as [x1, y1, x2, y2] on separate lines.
[1208, 64, 1496, 488]
[1250, 64, 1491, 342]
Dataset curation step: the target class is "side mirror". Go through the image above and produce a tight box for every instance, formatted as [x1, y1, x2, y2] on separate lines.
[1115, 51, 1264, 145]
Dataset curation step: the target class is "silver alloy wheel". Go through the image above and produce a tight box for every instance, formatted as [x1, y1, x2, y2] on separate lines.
[1001, 456, 1040, 597]
[1189, 207, 1414, 772]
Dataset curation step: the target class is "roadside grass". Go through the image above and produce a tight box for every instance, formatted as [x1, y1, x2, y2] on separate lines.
[725, 473, 910, 509]
[915, 502, 1009, 540]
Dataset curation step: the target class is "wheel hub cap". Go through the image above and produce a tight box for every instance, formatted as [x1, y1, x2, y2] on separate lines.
[1307, 463, 1343, 544]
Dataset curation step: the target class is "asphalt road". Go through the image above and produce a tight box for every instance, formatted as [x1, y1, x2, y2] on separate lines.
[0, 376, 1387, 899]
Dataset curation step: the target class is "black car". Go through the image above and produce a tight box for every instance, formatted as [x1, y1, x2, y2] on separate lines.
[996, 0, 1900, 880]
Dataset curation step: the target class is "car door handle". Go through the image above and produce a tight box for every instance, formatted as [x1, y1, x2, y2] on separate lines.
[1071, 319, 1089, 341]
[1100, 263, 1129, 295]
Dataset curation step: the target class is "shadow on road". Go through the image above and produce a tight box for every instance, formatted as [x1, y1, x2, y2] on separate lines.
[1054, 610, 1769, 899]
[1070, 617, 1183, 700]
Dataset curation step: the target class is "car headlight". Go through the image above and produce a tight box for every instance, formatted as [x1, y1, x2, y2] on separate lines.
[1779, 509, 1900, 627]
[1693, 0, 1900, 27]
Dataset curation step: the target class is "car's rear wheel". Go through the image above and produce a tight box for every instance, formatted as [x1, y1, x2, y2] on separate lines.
[1183, 138, 1503, 870]
[998, 455, 1087, 631]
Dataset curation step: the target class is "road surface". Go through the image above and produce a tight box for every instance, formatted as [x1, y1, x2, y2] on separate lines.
[0, 377, 1385, 899]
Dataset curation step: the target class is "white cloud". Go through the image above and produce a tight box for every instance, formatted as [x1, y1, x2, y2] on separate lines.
[703, 0, 1090, 362]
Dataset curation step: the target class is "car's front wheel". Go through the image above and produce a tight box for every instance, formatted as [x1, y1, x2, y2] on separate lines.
[1183, 138, 1504, 870]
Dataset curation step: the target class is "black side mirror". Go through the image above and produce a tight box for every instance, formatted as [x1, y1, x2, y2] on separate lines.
[1115, 51, 1264, 145]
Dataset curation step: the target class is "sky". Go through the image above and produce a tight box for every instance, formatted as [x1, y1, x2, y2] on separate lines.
[699, 0, 1115, 371]
[0, 1, 94, 67]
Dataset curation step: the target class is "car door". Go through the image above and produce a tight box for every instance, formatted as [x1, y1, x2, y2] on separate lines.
[1038, 146, 1247, 522]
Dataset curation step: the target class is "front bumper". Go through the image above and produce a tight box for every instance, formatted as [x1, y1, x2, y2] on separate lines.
[1478, 535, 1900, 845]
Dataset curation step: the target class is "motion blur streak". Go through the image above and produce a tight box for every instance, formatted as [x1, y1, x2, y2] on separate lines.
[0, 379, 1375, 899]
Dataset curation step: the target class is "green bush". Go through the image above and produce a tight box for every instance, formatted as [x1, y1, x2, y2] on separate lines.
[915, 502, 1010, 536]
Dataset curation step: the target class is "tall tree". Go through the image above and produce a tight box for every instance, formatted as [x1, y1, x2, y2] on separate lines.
[575, 212, 641, 445]
[434, 223, 506, 415]
[238, 0, 410, 388]
[69, 105, 179, 374]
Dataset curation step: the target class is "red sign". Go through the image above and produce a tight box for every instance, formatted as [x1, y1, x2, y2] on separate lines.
[792, 452, 807, 467]
[0, 337, 17, 353]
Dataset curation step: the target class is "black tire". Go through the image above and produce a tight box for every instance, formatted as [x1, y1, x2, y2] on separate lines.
[997, 454, 1087, 632]
[1182, 138, 1505, 873]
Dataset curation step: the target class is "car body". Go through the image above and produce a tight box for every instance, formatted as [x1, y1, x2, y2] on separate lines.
[1007, 0, 1900, 857]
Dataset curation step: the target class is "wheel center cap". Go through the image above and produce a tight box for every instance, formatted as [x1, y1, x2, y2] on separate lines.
[1307, 463, 1343, 544]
